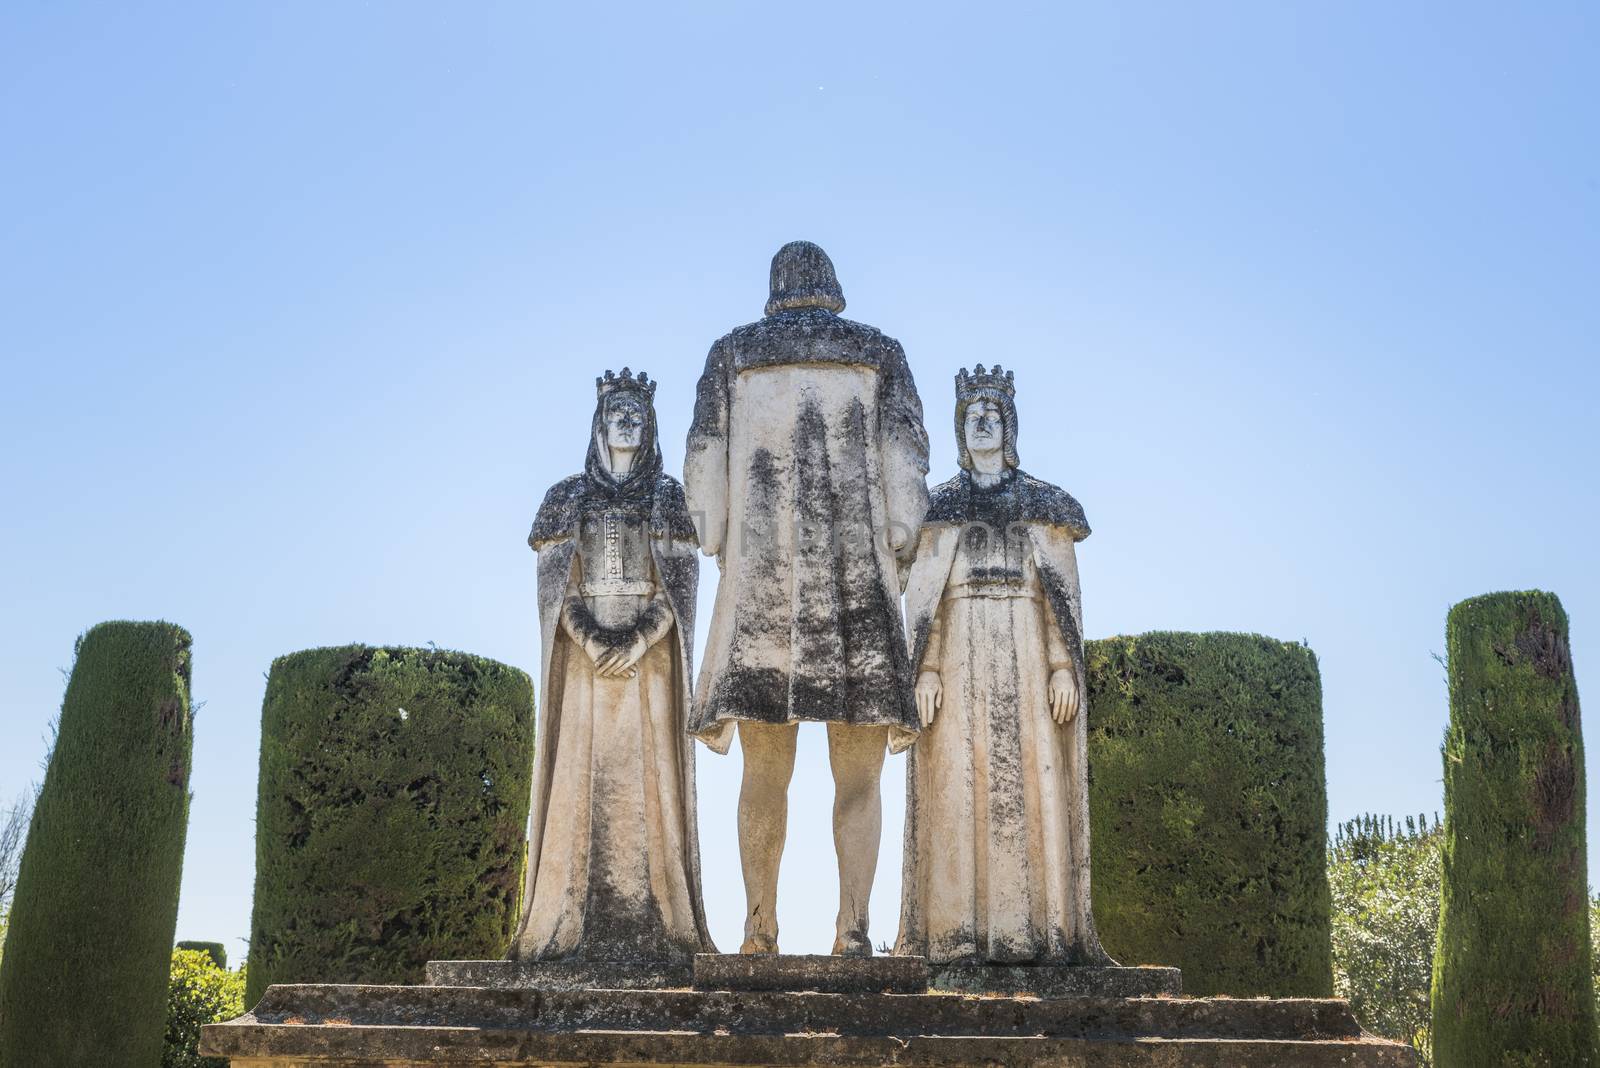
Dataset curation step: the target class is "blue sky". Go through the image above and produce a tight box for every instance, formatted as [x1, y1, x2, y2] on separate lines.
[2, 2, 1596, 959]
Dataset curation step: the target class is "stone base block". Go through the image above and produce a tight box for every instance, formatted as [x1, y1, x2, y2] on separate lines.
[930, 962, 1182, 998]
[203, 976, 1418, 1066]
[693, 952, 928, 994]
[426, 959, 691, 990]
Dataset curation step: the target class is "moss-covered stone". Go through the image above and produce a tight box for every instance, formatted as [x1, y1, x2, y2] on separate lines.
[1431, 591, 1595, 1067]
[0, 621, 194, 1066]
[245, 645, 535, 1005]
[1086, 631, 1333, 997]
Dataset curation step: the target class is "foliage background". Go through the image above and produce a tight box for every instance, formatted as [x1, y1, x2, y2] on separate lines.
[246, 645, 534, 1002]
[164, 947, 245, 1068]
[1087, 631, 1332, 996]
[0, 622, 194, 1067]
[1329, 814, 1441, 1066]
[1431, 592, 1595, 1067]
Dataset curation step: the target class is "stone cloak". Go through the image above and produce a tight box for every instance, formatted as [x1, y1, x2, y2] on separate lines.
[511, 471, 713, 958]
[684, 307, 930, 753]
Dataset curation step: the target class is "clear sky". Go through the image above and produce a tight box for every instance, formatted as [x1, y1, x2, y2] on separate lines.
[2, 2, 1596, 960]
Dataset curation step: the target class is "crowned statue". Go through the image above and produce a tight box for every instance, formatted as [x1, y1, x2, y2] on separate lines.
[895, 366, 1113, 966]
[684, 241, 930, 956]
[510, 368, 715, 963]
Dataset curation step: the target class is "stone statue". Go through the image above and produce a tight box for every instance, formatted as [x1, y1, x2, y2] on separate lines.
[895, 366, 1113, 966]
[684, 241, 930, 956]
[510, 368, 715, 963]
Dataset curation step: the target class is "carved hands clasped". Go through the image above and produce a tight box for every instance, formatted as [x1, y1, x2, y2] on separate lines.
[590, 630, 651, 678]
[565, 598, 668, 679]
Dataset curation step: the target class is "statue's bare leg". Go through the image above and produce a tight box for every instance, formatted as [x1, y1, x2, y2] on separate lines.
[827, 723, 887, 956]
[737, 720, 798, 954]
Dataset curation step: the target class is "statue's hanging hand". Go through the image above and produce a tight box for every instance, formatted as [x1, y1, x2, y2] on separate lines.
[915, 670, 943, 727]
[1048, 668, 1079, 724]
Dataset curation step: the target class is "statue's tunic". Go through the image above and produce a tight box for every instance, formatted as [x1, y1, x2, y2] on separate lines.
[512, 472, 714, 962]
[896, 469, 1113, 965]
[685, 307, 930, 753]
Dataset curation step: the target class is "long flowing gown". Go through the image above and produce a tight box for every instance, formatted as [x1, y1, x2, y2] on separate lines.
[512, 474, 714, 962]
[897, 470, 1110, 966]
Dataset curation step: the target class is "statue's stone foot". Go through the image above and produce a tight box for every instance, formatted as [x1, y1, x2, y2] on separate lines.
[831, 931, 872, 957]
[739, 933, 778, 955]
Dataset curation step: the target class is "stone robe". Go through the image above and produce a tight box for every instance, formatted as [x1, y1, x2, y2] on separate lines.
[684, 307, 930, 753]
[510, 469, 715, 962]
[896, 469, 1113, 965]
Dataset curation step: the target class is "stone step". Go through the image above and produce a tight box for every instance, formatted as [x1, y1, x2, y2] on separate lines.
[427, 959, 693, 990]
[426, 955, 1185, 1001]
[693, 952, 929, 994]
[930, 962, 1182, 998]
[202, 1019, 1417, 1066]
[203, 980, 1418, 1066]
[224, 982, 1374, 1042]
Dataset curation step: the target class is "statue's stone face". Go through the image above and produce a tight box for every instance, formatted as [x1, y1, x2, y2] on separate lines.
[605, 399, 645, 452]
[964, 400, 1003, 455]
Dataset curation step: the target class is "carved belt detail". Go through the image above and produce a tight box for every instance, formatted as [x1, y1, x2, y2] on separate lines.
[947, 578, 1029, 600]
[581, 579, 656, 598]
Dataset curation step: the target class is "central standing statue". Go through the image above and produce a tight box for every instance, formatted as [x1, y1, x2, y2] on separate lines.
[685, 241, 930, 955]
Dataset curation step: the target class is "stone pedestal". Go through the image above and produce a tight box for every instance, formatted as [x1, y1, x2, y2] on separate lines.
[202, 955, 1416, 1067]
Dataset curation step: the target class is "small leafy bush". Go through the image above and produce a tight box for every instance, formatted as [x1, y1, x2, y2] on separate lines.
[163, 947, 245, 1068]
[1329, 813, 1441, 1066]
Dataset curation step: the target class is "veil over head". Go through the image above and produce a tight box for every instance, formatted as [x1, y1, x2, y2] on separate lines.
[584, 370, 663, 500]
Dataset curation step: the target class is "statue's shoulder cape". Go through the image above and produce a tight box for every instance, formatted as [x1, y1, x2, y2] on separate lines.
[924, 470, 1090, 540]
[715, 309, 904, 373]
[529, 472, 698, 548]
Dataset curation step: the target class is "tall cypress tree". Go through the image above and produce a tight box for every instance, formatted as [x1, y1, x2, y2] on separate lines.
[0, 621, 194, 1066]
[1432, 591, 1595, 1066]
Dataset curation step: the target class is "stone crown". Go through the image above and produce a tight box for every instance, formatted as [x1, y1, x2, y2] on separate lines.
[955, 364, 1016, 401]
[596, 367, 656, 401]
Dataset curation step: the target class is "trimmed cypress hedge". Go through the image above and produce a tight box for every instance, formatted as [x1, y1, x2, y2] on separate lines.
[246, 645, 535, 1005]
[1086, 631, 1333, 996]
[1431, 591, 1595, 1067]
[0, 621, 194, 1066]
[176, 940, 228, 969]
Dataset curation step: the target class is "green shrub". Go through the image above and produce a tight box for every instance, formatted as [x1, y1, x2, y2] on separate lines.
[246, 645, 535, 1004]
[1086, 631, 1333, 996]
[1431, 591, 1595, 1067]
[0, 621, 194, 1066]
[164, 947, 245, 1068]
[176, 940, 228, 969]
[1330, 813, 1441, 1066]
[1592, 894, 1600, 1006]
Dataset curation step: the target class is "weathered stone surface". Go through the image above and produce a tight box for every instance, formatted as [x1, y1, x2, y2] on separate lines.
[203, 981, 1418, 1066]
[899, 366, 1107, 967]
[425, 959, 691, 990]
[513, 369, 715, 964]
[693, 952, 928, 994]
[683, 240, 931, 955]
[929, 963, 1182, 999]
